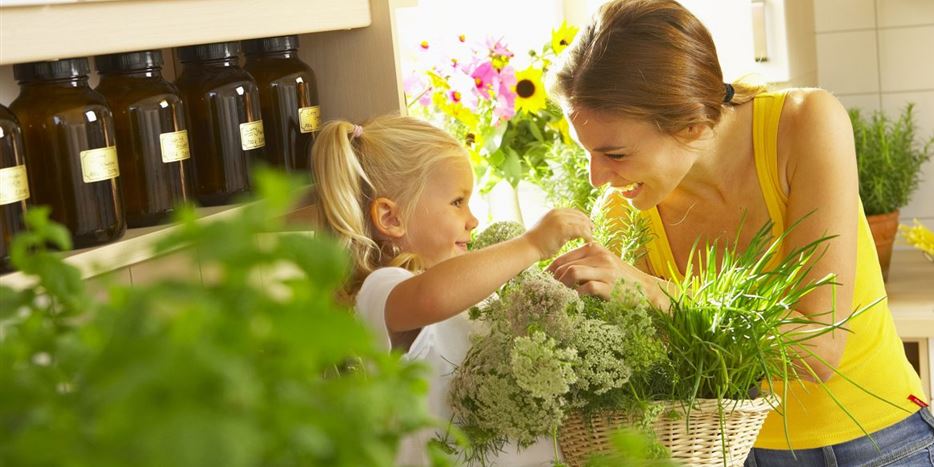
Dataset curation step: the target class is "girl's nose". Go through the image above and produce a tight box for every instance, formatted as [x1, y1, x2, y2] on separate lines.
[466, 210, 479, 230]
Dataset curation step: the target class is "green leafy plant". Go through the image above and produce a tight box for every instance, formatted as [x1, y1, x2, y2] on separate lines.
[850, 104, 934, 215]
[450, 213, 900, 465]
[0, 170, 440, 467]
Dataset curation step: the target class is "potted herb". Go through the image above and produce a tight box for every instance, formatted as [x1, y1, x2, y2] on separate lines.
[849, 104, 933, 280]
[447, 217, 884, 466]
[0, 170, 440, 467]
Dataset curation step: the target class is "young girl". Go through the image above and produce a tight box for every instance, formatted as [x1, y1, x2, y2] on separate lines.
[547, 1, 931, 465]
[310, 115, 592, 465]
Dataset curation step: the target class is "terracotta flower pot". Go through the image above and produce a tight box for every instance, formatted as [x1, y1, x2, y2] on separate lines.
[867, 210, 900, 282]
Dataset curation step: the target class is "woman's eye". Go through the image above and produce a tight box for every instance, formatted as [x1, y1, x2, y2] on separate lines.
[605, 153, 626, 161]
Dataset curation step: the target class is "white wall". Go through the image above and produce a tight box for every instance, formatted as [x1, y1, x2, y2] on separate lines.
[814, 0, 934, 225]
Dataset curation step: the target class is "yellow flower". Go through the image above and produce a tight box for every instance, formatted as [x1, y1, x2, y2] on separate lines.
[548, 116, 573, 145]
[551, 21, 579, 54]
[900, 219, 934, 257]
[513, 66, 547, 114]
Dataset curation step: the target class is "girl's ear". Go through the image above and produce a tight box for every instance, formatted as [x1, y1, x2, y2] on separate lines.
[370, 197, 406, 239]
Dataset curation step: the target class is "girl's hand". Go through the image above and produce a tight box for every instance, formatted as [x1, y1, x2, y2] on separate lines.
[547, 242, 672, 309]
[522, 208, 593, 260]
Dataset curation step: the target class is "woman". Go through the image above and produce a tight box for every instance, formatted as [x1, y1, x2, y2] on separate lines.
[546, 0, 932, 465]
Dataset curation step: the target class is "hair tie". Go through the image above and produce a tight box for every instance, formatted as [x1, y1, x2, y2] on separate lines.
[351, 124, 364, 139]
[723, 83, 735, 103]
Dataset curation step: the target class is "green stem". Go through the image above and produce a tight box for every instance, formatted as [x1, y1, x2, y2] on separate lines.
[512, 184, 525, 227]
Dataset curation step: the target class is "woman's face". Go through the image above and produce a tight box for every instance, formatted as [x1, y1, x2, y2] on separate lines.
[569, 107, 699, 210]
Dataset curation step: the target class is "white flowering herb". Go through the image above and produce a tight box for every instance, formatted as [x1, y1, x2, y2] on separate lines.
[449, 221, 665, 465]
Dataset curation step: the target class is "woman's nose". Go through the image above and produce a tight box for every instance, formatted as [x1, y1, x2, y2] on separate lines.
[589, 154, 612, 187]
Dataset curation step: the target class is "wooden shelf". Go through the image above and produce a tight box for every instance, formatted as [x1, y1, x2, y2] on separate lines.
[0, 0, 370, 65]
[0, 204, 248, 290]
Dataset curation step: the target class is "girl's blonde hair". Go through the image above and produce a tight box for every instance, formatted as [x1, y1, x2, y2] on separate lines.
[310, 114, 467, 294]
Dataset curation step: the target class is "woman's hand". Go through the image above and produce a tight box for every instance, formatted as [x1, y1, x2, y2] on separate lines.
[546, 242, 672, 309]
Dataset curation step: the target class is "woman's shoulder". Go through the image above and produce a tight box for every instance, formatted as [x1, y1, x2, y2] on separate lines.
[778, 87, 848, 124]
[776, 88, 855, 181]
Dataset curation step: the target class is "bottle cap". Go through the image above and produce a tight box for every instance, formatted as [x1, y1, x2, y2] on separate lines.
[242, 35, 300, 55]
[95, 50, 163, 73]
[178, 41, 241, 63]
[13, 58, 91, 82]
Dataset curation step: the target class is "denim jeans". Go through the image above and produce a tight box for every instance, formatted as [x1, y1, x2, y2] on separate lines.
[745, 409, 934, 466]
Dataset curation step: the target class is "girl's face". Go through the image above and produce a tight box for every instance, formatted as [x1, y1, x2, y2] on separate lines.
[401, 155, 479, 268]
[569, 107, 699, 210]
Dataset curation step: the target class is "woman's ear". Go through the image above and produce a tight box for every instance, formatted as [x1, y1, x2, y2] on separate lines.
[675, 123, 709, 143]
[370, 197, 406, 239]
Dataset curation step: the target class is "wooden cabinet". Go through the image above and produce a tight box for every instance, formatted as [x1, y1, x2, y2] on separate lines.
[0, 0, 405, 289]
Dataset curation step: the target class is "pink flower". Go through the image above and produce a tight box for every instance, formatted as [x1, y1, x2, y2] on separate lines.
[403, 72, 432, 107]
[493, 65, 517, 121]
[471, 61, 497, 93]
[449, 72, 479, 110]
[486, 37, 513, 59]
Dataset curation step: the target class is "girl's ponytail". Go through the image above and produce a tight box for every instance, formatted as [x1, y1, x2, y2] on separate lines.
[311, 120, 379, 284]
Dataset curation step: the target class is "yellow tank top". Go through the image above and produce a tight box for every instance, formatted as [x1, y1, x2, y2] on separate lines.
[601, 90, 925, 449]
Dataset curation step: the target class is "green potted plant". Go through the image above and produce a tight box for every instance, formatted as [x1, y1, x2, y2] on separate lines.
[849, 104, 933, 280]
[447, 217, 886, 466]
[0, 170, 444, 467]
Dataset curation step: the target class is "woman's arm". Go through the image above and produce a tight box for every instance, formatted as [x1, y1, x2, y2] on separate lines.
[775, 88, 862, 382]
[384, 208, 592, 335]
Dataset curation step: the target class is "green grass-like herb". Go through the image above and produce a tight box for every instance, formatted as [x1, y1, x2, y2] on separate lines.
[652, 215, 906, 457]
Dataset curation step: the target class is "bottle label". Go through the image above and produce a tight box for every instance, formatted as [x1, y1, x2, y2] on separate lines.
[240, 120, 266, 151]
[0, 164, 30, 205]
[160, 129, 191, 163]
[80, 146, 120, 183]
[299, 106, 321, 134]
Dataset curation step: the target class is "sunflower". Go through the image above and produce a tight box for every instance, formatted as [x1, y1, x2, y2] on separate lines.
[513, 66, 547, 114]
[551, 21, 579, 54]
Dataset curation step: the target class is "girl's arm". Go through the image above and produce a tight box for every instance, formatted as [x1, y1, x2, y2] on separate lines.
[384, 208, 592, 335]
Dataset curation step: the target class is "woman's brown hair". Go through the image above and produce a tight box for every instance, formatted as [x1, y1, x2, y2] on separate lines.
[551, 0, 766, 134]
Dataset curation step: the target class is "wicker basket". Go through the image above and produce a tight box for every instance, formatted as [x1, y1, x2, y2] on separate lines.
[559, 397, 777, 467]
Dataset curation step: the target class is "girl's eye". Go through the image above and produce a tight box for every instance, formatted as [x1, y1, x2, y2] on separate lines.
[451, 197, 464, 207]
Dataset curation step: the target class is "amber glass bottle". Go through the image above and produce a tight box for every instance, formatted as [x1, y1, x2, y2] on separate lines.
[0, 105, 30, 272]
[175, 41, 264, 206]
[96, 50, 192, 227]
[10, 58, 126, 249]
[243, 35, 320, 173]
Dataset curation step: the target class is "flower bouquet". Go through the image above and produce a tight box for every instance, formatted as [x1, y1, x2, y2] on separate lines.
[448, 216, 886, 466]
[405, 23, 599, 221]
